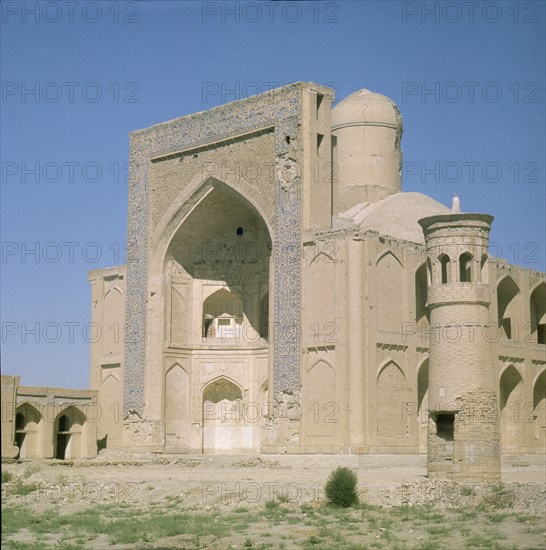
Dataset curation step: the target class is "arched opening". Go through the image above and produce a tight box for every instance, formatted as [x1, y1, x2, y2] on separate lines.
[500, 366, 525, 451]
[530, 283, 546, 344]
[202, 288, 243, 340]
[165, 182, 271, 347]
[415, 264, 429, 325]
[459, 252, 473, 283]
[55, 406, 86, 460]
[202, 377, 250, 454]
[14, 403, 42, 459]
[497, 276, 520, 340]
[438, 254, 450, 284]
[532, 371, 545, 447]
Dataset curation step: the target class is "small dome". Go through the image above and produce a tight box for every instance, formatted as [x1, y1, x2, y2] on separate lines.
[332, 88, 402, 130]
[338, 192, 450, 244]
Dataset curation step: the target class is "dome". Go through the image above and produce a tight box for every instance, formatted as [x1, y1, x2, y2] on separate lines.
[332, 88, 402, 131]
[338, 192, 450, 244]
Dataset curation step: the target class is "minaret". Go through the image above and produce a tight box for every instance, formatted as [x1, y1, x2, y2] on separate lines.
[418, 199, 501, 481]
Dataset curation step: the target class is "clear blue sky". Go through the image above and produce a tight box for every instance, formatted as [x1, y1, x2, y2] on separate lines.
[1, 1, 544, 388]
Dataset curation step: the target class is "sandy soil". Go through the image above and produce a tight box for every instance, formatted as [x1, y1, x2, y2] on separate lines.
[2, 452, 545, 549]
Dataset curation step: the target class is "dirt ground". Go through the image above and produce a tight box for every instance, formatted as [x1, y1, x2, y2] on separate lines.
[2, 452, 545, 549]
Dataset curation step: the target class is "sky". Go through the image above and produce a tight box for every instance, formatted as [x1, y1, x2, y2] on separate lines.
[1, 0, 545, 388]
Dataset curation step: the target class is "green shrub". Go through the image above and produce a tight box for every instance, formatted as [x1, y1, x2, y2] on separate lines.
[324, 466, 358, 508]
[2, 470, 14, 483]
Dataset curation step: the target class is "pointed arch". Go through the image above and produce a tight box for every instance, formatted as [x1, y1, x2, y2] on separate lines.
[306, 358, 336, 437]
[154, 176, 273, 265]
[377, 360, 408, 438]
[98, 371, 122, 446]
[102, 372, 121, 384]
[499, 364, 525, 450]
[497, 275, 520, 340]
[376, 248, 403, 268]
[104, 285, 123, 298]
[165, 363, 190, 448]
[309, 250, 337, 266]
[202, 376, 243, 403]
[438, 253, 451, 284]
[377, 358, 406, 381]
[54, 405, 86, 460]
[15, 402, 42, 459]
[459, 252, 473, 282]
[103, 285, 124, 354]
[376, 252, 404, 332]
[202, 288, 244, 339]
[202, 375, 248, 454]
[530, 281, 546, 344]
[415, 263, 429, 324]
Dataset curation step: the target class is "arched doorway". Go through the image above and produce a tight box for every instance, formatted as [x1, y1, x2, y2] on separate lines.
[202, 377, 251, 454]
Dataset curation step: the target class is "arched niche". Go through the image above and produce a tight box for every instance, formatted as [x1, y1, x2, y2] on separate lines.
[54, 406, 86, 460]
[15, 403, 42, 459]
[376, 251, 404, 333]
[164, 364, 190, 448]
[499, 365, 525, 451]
[497, 276, 521, 340]
[530, 282, 546, 344]
[306, 359, 336, 437]
[377, 361, 408, 438]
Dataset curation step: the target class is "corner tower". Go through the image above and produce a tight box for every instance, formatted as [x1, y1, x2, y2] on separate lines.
[419, 201, 501, 481]
[331, 89, 403, 211]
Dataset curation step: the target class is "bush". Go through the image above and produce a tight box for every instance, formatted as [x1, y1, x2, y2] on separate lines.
[324, 467, 358, 507]
[2, 470, 14, 483]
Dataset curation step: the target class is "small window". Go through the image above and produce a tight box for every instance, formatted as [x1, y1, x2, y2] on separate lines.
[218, 318, 230, 326]
[459, 253, 473, 282]
[236, 227, 244, 236]
[436, 413, 455, 441]
[438, 254, 450, 284]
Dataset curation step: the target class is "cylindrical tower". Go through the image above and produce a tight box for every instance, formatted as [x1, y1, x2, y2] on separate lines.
[418, 205, 501, 481]
[331, 89, 403, 211]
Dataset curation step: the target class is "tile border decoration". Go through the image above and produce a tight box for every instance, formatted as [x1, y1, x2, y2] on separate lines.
[124, 84, 305, 417]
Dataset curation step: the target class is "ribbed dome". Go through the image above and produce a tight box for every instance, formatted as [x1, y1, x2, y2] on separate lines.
[332, 88, 402, 130]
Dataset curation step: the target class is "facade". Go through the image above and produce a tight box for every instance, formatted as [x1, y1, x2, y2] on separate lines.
[2, 83, 545, 475]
